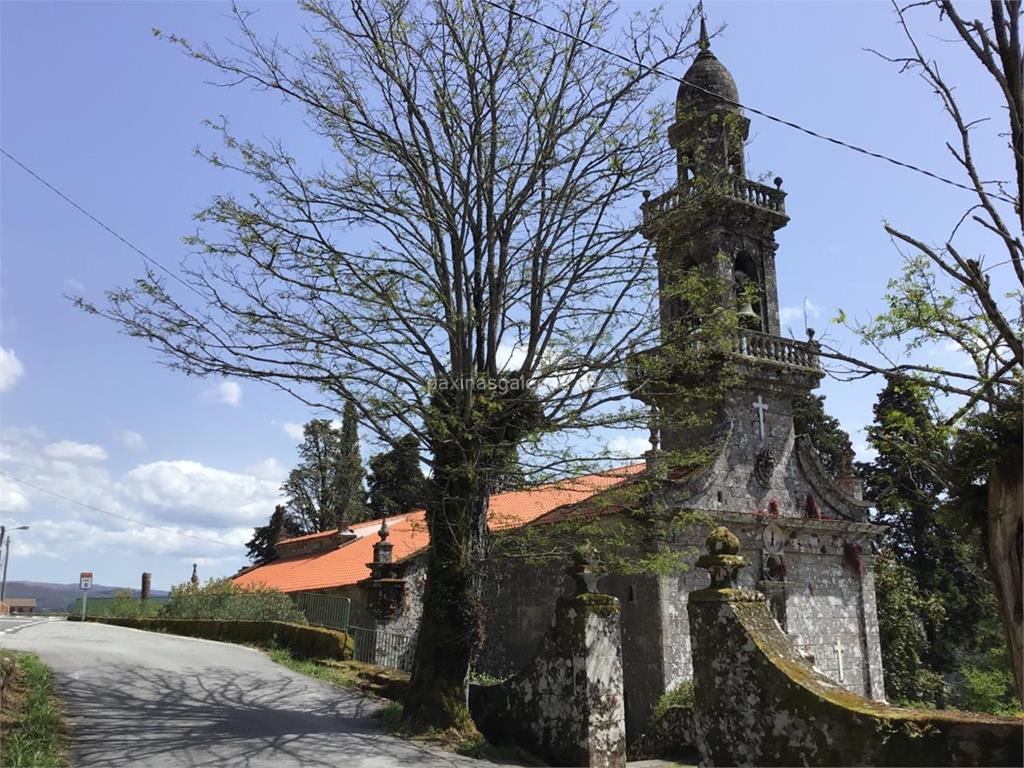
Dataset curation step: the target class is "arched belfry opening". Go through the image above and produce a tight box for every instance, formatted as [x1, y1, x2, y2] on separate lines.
[733, 250, 763, 331]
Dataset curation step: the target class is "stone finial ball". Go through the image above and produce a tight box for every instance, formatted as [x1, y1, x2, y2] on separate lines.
[706, 526, 740, 555]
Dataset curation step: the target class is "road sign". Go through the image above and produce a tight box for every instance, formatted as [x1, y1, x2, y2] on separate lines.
[79, 572, 93, 621]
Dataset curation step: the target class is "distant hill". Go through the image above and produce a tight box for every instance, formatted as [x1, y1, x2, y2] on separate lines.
[2, 581, 169, 612]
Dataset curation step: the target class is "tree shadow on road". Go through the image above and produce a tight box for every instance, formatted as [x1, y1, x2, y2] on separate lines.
[57, 662, 478, 767]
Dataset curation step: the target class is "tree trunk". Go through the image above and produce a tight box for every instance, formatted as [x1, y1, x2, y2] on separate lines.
[986, 458, 1024, 703]
[402, 468, 488, 731]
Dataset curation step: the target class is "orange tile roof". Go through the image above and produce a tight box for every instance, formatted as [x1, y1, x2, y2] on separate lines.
[234, 464, 643, 593]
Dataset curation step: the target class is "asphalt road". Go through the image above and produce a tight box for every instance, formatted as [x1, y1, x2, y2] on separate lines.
[1, 620, 498, 768]
[0, 614, 55, 635]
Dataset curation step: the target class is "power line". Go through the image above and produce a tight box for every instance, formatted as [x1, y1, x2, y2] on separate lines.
[0, 470, 230, 546]
[0, 147, 205, 298]
[482, 0, 1017, 206]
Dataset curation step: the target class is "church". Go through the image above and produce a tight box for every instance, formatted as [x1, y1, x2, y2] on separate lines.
[236, 20, 887, 744]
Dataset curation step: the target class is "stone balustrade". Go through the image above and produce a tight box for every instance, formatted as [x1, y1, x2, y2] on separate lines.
[641, 176, 786, 228]
[733, 329, 820, 372]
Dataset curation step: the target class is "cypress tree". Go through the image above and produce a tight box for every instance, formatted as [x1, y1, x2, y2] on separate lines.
[367, 433, 426, 518]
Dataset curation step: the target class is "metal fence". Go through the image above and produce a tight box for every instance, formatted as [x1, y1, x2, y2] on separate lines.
[293, 592, 351, 631]
[350, 625, 416, 672]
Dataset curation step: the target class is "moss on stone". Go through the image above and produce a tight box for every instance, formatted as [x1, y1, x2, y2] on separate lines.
[704, 526, 740, 555]
[575, 593, 621, 617]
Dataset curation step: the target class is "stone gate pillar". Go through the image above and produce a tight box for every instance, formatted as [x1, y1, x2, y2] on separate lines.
[470, 552, 627, 767]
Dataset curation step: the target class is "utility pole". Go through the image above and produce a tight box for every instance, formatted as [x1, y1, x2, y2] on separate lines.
[1, 536, 10, 603]
[0, 525, 29, 603]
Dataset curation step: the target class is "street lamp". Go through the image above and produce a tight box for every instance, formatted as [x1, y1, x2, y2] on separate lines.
[0, 525, 30, 604]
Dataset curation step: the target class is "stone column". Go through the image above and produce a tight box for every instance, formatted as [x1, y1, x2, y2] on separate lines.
[859, 555, 886, 700]
[470, 551, 627, 768]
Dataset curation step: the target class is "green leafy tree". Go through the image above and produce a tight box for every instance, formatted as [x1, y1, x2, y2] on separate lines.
[367, 434, 427, 518]
[245, 505, 303, 564]
[283, 413, 369, 533]
[792, 393, 855, 478]
[873, 551, 947, 706]
[823, 0, 1022, 697]
[865, 376, 1019, 712]
[160, 578, 306, 622]
[335, 402, 370, 522]
[863, 377, 948, 563]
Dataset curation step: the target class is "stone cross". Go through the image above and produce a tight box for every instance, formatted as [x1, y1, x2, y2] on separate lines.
[835, 639, 844, 682]
[753, 395, 769, 440]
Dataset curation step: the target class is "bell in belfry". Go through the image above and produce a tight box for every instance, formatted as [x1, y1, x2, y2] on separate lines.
[737, 297, 759, 324]
[734, 269, 761, 329]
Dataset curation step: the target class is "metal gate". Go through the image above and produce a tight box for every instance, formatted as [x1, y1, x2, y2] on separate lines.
[350, 625, 416, 672]
[293, 592, 351, 631]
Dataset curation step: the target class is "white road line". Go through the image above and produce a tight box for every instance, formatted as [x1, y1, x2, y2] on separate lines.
[0, 617, 61, 635]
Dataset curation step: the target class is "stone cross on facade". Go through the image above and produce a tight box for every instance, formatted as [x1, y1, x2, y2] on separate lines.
[753, 395, 769, 440]
[835, 639, 845, 682]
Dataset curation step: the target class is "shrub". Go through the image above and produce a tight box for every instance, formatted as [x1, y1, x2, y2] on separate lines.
[159, 578, 306, 623]
[652, 680, 695, 722]
[81, 617, 352, 659]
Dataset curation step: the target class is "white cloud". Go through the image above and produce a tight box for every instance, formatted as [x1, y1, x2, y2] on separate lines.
[282, 421, 305, 440]
[0, 347, 24, 392]
[779, 299, 823, 324]
[0, 475, 29, 512]
[606, 434, 652, 459]
[117, 430, 147, 451]
[123, 460, 281, 527]
[246, 457, 286, 482]
[43, 440, 109, 461]
[0, 427, 281, 564]
[204, 380, 242, 407]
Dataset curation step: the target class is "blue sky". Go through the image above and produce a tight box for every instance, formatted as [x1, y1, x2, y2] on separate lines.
[0, 1, 1006, 590]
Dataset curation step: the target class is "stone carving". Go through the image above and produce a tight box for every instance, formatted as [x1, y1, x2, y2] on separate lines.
[696, 527, 748, 589]
[754, 445, 776, 487]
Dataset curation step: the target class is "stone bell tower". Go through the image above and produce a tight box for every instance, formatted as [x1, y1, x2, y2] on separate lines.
[634, 16, 822, 457]
[643, 17, 788, 340]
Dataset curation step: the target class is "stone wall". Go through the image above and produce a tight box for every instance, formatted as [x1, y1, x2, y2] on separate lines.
[476, 557, 571, 677]
[470, 589, 627, 768]
[475, 513, 885, 744]
[686, 530, 1023, 767]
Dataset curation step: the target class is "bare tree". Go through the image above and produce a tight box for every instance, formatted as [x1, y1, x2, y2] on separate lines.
[85, 0, 694, 728]
[822, 0, 1022, 699]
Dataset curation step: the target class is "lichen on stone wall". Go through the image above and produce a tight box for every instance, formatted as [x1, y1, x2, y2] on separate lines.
[469, 591, 627, 768]
[687, 587, 1023, 767]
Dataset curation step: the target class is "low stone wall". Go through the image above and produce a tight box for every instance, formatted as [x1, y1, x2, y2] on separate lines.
[686, 528, 1023, 767]
[628, 704, 697, 762]
[470, 591, 626, 768]
[75, 616, 353, 660]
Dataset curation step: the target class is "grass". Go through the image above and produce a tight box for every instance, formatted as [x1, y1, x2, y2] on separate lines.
[0, 652, 68, 767]
[264, 647, 540, 765]
[265, 647, 410, 700]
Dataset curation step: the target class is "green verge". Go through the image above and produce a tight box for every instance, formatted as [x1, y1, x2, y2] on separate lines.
[1, 652, 69, 768]
[263, 648, 540, 765]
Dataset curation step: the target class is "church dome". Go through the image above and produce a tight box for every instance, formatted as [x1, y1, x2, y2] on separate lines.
[676, 20, 739, 114]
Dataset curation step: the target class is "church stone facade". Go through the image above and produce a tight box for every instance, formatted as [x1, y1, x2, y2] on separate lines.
[298, 21, 891, 748]
[474, 23, 887, 741]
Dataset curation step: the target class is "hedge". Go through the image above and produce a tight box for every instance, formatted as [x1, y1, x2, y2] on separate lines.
[71, 616, 353, 660]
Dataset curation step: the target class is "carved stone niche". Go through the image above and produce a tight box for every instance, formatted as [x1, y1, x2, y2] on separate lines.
[370, 578, 406, 621]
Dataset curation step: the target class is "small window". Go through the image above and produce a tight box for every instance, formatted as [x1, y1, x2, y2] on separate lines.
[628, 585, 637, 603]
[717, 491, 724, 504]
